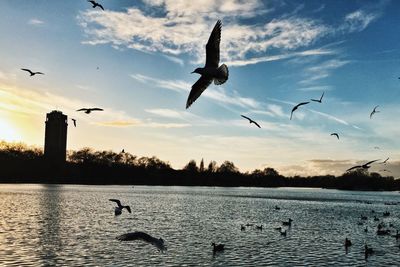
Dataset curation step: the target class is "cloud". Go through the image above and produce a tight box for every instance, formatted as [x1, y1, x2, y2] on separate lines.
[340, 10, 379, 33]
[300, 59, 350, 85]
[28, 18, 45, 25]
[145, 108, 186, 119]
[94, 120, 140, 127]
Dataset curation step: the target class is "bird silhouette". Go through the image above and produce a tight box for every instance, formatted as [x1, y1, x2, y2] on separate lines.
[370, 105, 379, 119]
[212, 242, 224, 253]
[379, 157, 389, 164]
[21, 68, 44, 76]
[88, 0, 104, 10]
[76, 108, 103, 114]
[331, 133, 339, 140]
[116, 231, 166, 251]
[109, 199, 131, 216]
[241, 115, 261, 128]
[290, 102, 309, 120]
[311, 92, 324, 103]
[346, 159, 379, 172]
[71, 118, 77, 127]
[121, 149, 125, 153]
[186, 20, 228, 109]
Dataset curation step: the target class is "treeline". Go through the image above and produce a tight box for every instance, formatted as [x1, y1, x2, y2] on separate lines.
[0, 141, 399, 191]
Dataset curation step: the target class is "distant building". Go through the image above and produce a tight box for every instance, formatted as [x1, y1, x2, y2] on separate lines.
[44, 110, 68, 163]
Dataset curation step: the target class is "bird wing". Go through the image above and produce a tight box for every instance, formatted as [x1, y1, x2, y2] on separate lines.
[331, 133, 339, 139]
[125, 206, 132, 213]
[98, 3, 104, 10]
[88, 0, 96, 4]
[320, 92, 324, 101]
[298, 102, 310, 107]
[186, 76, 212, 108]
[205, 20, 221, 68]
[346, 165, 361, 172]
[76, 108, 88, 112]
[241, 115, 251, 122]
[109, 199, 122, 207]
[34, 72, 44, 75]
[21, 68, 33, 74]
[364, 159, 380, 166]
[253, 121, 261, 128]
[90, 108, 104, 111]
[310, 99, 319, 102]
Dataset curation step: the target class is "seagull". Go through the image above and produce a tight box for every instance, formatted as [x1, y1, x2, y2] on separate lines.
[290, 102, 309, 120]
[241, 115, 261, 128]
[311, 92, 324, 103]
[76, 108, 103, 114]
[71, 118, 77, 127]
[379, 157, 389, 164]
[109, 199, 131, 216]
[121, 149, 125, 153]
[331, 133, 339, 140]
[212, 242, 224, 253]
[370, 105, 380, 119]
[186, 20, 228, 109]
[116, 231, 166, 251]
[21, 68, 44, 76]
[282, 218, 293, 226]
[346, 159, 380, 172]
[88, 0, 104, 10]
[345, 238, 352, 248]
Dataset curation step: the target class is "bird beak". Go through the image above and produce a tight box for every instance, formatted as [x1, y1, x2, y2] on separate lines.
[191, 71, 195, 74]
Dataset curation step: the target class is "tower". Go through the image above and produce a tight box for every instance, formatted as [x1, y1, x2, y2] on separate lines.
[44, 110, 68, 163]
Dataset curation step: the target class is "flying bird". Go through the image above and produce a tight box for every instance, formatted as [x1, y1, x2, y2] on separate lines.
[241, 115, 261, 128]
[21, 68, 44, 76]
[116, 231, 166, 252]
[370, 105, 380, 119]
[331, 133, 339, 140]
[290, 102, 309, 120]
[76, 108, 103, 114]
[186, 20, 228, 109]
[109, 199, 131, 216]
[346, 159, 380, 172]
[71, 118, 77, 127]
[88, 0, 104, 10]
[311, 92, 324, 103]
[380, 157, 389, 164]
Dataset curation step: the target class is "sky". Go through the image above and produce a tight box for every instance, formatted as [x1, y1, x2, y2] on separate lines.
[0, 0, 399, 177]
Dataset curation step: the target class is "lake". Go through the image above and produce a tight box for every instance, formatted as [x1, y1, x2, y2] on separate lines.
[0, 184, 399, 266]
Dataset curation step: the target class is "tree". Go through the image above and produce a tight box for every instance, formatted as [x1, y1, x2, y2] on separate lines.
[207, 160, 217, 173]
[217, 161, 239, 173]
[199, 158, 205, 172]
[183, 159, 198, 172]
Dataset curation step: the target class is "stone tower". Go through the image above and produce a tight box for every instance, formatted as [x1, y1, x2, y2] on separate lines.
[44, 110, 68, 163]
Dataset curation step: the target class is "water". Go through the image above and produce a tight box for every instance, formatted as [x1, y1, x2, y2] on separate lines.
[0, 184, 399, 266]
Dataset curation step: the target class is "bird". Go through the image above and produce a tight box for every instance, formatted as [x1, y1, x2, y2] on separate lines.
[116, 231, 166, 251]
[346, 159, 380, 172]
[393, 230, 400, 240]
[121, 149, 125, 153]
[365, 244, 374, 258]
[71, 118, 77, 127]
[370, 105, 380, 119]
[282, 218, 293, 226]
[109, 199, 131, 216]
[21, 68, 44, 76]
[212, 242, 224, 253]
[186, 20, 228, 109]
[311, 92, 324, 103]
[88, 0, 104, 10]
[345, 238, 352, 248]
[241, 115, 261, 128]
[280, 230, 287, 236]
[76, 108, 103, 114]
[240, 224, 246, 231]
[275, 205, 280, 210]
[331, 133, 339, 140]
[290, 102, 309, 120]
[256, 225, 263, 230]
[379, 157, 389, 164]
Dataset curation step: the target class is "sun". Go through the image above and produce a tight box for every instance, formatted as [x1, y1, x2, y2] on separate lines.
[0, 117, 20, 142]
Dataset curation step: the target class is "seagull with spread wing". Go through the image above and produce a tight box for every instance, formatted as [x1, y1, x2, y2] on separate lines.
[241, 115, 261, 128]
[21, 68, 44, 76]
[109, 199, 131, 216]
[346, 159, 380, 172]
[370, 105, 380, 119]
[379, 157, 389, 165]
[311, 92, 324, 103]
[186, 20, 228, 109]
[331, 133, 339, 140]
[88, 0, 104, 10]
[117, 231, 166, 252]
[76, 108, 103, 114]
[290, 102, 309, 120]
[71, 118, 77, 127]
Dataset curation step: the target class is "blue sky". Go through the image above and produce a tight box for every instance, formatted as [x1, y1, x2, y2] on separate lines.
[0, 0, 399, 176]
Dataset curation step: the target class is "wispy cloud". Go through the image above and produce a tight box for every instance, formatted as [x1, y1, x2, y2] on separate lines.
[300, 59, 350, 85]
[94, 120, 140, 127]
[28, 18, 44, 25]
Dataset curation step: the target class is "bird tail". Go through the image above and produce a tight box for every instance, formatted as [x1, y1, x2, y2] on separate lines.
[214, 64, 229, 85]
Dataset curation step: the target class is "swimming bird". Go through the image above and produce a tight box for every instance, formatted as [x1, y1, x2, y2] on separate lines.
[365, 244, 374, 258]
[311, 92, 324, 103]
[71, 118, 77, 127]
[282, 218, 293, 227]
[379, 157, 389, 165]
[393, 230, 400, 240]
[212, 242, 224, 252]
[76, 108, 103, 114]
[241, 115, 261, 128]
[370, 105, 379, 119]
[346, 159, 380, 172]
[21, 68, 44, 76]
[241, 224, 246, 231]
[345, 238, 352, 248]
[274, 226, 282, 231]
[88, 0, 104, 10]
[383, 211, 390, 217]
[109, 199, 131, 216]
[331, 133, 339, 140]
[275, 205, 281, 210]
[186, 20, 228, 109]
[280, 230, 287, 236]
[116, 231, 166, 251]
[290, 102, 309, 120]
[256, 225, 263, 230]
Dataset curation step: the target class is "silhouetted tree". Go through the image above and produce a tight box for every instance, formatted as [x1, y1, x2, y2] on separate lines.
[199, 158, 205, 172]
[207, 160, 218, 173]
[217, 161, 238, 173]
[183, 159, 198, 172]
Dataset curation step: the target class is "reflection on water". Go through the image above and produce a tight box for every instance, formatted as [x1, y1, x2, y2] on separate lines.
[0, 184, 399, 266]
